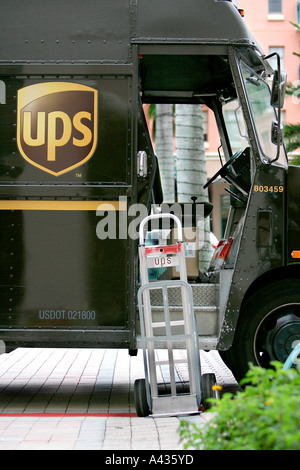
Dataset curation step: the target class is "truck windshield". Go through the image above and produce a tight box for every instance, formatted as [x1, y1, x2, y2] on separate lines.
[240, 61, 287, 166]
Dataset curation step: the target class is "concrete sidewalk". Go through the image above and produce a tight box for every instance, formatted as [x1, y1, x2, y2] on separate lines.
[0, 348, 237, 450]
[0, 414, 196, 450]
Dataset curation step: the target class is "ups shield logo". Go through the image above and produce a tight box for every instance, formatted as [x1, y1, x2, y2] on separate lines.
[17, 82, 98, 176]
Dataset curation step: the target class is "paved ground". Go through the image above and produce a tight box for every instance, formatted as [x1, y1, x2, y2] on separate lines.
[0, 347, 239, 450]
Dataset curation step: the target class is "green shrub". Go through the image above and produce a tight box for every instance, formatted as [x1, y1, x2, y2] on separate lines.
[180, 362, 300, 450]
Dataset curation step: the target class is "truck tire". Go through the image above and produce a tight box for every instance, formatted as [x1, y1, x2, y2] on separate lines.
[224, 278, 300, 382]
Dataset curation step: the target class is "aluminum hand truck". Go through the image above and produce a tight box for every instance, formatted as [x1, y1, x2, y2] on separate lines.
[134, 213, 218, 417]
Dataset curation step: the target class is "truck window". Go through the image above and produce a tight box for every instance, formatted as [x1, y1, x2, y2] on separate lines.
[240, 61, 287, 167]
[223, 99, 249, 154]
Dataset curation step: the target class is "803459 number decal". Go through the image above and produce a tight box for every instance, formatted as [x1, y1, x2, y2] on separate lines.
[254, 185, 284, 193]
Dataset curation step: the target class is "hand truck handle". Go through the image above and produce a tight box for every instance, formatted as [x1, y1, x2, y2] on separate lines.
[139, 213, 183, 246]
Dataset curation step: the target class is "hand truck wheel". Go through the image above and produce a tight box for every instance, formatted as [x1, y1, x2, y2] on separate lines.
[134, 379, 150, 417]
[201, 373, 219, 410]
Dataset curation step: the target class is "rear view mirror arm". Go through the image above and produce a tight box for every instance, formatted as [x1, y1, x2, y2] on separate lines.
[264, 52, 287, 163]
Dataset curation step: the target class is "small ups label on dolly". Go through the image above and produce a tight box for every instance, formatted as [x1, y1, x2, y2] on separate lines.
[146, 255, 179, 268]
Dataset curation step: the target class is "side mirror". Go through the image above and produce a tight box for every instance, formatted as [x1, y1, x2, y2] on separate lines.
[271, 70, 287, 109]
[264, 51, 287, 162]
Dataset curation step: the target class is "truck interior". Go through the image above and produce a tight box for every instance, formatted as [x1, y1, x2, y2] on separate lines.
[138, 48, 255, 248]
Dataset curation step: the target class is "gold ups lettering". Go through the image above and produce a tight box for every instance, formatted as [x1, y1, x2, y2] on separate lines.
[17, 82, 98, 176]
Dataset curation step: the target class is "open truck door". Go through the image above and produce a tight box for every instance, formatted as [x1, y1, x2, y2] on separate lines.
[135, 0, 299, 380]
